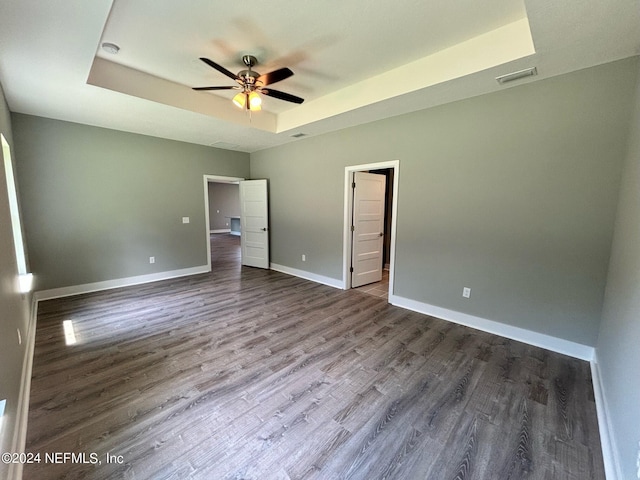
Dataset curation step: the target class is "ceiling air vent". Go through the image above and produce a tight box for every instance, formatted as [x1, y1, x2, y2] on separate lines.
[291, 133, 307, 138]
[210, 141, 240, 150]
[496, 67, 537, 85]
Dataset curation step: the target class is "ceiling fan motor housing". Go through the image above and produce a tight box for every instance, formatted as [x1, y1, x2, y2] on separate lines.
[240, 55, 260, 90]
[238, 70, 260, 83]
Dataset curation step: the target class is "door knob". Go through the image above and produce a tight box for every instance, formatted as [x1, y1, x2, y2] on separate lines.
[262, 227, 268, 231]
[379, 232, 384, 237]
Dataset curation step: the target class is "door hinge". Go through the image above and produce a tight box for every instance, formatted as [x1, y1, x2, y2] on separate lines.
[350, 225, 355, 232]
[352, 182, 356, 189]
[349, 267, 354, 273]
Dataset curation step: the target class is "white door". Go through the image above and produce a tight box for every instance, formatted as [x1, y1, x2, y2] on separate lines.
[240, 179, 269, 269]
[351, 171, 386, 287]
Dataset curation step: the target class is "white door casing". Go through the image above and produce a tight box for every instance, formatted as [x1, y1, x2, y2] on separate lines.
[240, 179, 269, 269]
[351, 171, 386, 288]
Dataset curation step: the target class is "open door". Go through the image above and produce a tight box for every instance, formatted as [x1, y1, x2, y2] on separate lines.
[351, 171, 386, 287]
[240, 179, 269, 269]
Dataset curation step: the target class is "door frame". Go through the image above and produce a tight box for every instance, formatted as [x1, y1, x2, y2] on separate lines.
[343, 160, 399, 295]
[203, 174, 245, 270]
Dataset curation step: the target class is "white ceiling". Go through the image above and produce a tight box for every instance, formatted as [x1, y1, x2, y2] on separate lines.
[0, 0, 638, 153]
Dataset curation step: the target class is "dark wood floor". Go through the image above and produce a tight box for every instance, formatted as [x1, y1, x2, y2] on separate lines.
[25, 234, 605, 479]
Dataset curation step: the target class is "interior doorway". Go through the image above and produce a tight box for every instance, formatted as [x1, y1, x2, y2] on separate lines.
[343, 160, 399, 299]
[351, 171, 388, 289]
[203, 175, 244, 269]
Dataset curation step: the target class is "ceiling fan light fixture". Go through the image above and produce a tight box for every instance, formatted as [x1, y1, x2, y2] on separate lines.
[232, 92, 246, 109]
[248, 91, 262, 111]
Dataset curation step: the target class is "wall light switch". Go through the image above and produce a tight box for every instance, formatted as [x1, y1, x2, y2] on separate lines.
[302, 254, 306, 261]
[149, 256, 155, 264]
[182, 217, 190, 224]
[463, 287, 471, 298]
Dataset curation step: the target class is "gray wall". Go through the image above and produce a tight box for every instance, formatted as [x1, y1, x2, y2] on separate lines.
[11, 114, 250, 291]
[208, 182, 240, 230]
[596, 60, 640, 480]
[251, 57, 639, 346]
[0, 82, 32, 474]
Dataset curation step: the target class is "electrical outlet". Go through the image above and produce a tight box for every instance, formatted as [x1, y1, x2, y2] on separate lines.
[462, 287, 471, 298]
[182, 216, 190, 224]
[149, 256, 155, 264]
[302, 254, 306, 261]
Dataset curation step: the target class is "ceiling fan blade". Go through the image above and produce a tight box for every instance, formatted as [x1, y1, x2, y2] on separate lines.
[199, 57, 239, 81]
[192, 86, 238, 91]
[260, 88, 304, 104]
[257, 68, 294, 86]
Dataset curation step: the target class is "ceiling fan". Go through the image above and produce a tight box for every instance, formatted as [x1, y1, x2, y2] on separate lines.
[193, 55, 304, 111]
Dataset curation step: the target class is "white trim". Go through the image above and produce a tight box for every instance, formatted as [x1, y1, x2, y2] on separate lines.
[270, 263, 344, 289]
[18, 273, 34, 293]
[389, 294, 595, 361]
[34, 265, 210, 301]
[203, 175, 244, 269]
[343, 160, 399, 297]
[210, 229, 231, 234]
[8, 294, 38, 480]
[590, 353, 622, 480]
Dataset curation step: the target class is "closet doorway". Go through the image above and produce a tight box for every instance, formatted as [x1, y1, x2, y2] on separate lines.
[343, 160, 399, 300]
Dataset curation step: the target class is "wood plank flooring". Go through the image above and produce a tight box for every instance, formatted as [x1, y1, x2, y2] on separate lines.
[25, 234, 605, 479]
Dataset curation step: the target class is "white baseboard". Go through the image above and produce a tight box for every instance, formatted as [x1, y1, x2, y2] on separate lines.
[7, 294, 38, 480]
[389, 294, 595, 361]
[270, 263, 344, 290]
[210, 229, 231, 234]
[34, 265, 211, 301]
[591, 354, 622, 480]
